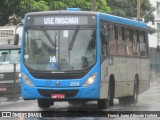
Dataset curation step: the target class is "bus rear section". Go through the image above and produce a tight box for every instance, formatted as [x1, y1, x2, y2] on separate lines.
[99, 13, 150, 107]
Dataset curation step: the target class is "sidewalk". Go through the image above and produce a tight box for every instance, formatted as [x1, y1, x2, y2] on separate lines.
[0, 96, 24, 106]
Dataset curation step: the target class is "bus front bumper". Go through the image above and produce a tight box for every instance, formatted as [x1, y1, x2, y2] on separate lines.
[21, 83, 100, 100]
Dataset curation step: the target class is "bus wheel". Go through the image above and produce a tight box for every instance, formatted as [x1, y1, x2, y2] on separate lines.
[37, 99, 53, 109]
[98, 99, 108, 109]
[119, 77, 139, 105]
[108, 77, 115, 106]
[119, 97, 126, 105]
[68, 100, 86, 105]
[130, 77, 139, 104]
[68, 101, 77, 105]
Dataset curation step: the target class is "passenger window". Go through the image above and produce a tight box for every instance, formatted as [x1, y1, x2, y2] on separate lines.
[132, 30, 140, 56]
[139, 31, 147, 56]
[117, 27, 126, 55]
[118, 27, 123, 41]
[125, 28, 133, 56]
[100, 22, 107, 56]
[108, 24, 115, 41]
[109, 25, 118, 55]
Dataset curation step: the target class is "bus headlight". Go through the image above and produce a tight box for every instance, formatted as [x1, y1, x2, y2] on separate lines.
[22, 73, 34, 87]
[19, 73, 21, 78]
[16, 72, 21, 79]
[83, 73, 97, 87]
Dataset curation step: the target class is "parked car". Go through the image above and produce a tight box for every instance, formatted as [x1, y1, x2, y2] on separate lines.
[0, 45, 21, 100]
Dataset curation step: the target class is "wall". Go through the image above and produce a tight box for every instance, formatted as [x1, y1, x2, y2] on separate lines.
[0, 26, 22, 45]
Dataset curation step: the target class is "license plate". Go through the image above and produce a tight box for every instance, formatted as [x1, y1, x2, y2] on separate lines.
[0, 87, 7, 92]
[51, 94, 65, 99]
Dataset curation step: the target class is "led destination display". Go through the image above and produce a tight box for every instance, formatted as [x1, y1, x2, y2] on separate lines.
[44, 17, 79, 25]
[26, 15, 96, 26]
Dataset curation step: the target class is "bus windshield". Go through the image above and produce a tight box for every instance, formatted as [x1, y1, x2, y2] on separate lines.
[23, 27, 96, 71]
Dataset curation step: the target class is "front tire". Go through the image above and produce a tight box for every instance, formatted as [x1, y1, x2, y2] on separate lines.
[37, 99, 53, 109]
[130, 77, 139, 104]
[119, 76, 139, 105]
[108, 78, 115, 106]
[68, 100, 87, 106]
[98, 99, 108, 109]
[98, 76, 115, 109]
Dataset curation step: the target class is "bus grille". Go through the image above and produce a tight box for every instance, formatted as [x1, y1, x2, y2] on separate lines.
[38, 89, 79, 98]
[25, 64, 92, 80]
[31, 72, 86, 79]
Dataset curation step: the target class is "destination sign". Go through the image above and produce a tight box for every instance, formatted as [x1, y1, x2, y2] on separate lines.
[44, 17, 79, 25]
[26, 15, 96, 26]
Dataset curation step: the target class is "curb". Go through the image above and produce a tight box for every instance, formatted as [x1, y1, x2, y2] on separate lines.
[0, 97, 24, 106]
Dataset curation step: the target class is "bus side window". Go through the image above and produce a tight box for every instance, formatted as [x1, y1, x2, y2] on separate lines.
[109, 25, 118, 55]
[117, 26, 125, 55]
[139, 31, 147, 56]
[100, 24, 107, 56]
[100, 21, 109, 56]
[125, 28, 133, 56]
[132, 30, 140, 56]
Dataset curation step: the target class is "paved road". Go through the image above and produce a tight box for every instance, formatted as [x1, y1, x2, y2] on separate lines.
[0, 82, 160, 120]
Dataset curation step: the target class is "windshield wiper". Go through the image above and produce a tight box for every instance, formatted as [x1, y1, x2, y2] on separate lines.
[68, 27, 79, 50]
[42, 27, 56, 47]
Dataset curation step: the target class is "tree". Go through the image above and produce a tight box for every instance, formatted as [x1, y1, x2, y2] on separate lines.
[46, 0, 110, 13]
[96, 0, 110, 13]
[0, 0, 49, 26]
[16, 0, 49, 23]
[0, 0, 110, 26]
[107, 0, 155, 21]
[107, 0, 156, 34]
[0, 0, 20, 26]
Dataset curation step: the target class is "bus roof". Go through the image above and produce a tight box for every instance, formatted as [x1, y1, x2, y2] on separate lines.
[26, 10, 97, 16]
[99, 13, 148, 29]
[26, 10, 147, 29]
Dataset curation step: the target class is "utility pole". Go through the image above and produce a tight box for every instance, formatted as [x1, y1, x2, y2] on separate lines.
[137, 0, 141, 20]
[91, 0, 96, 11]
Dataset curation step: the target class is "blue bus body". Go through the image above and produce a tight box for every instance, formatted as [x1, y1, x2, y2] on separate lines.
[20, 10, 149, 109]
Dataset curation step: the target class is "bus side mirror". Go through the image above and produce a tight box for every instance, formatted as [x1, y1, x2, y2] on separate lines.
[14, 34, 19, 45]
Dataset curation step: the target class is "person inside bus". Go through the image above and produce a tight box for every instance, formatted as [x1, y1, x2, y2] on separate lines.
[107, 24, 117, 55]
[82, 31, 96, 68]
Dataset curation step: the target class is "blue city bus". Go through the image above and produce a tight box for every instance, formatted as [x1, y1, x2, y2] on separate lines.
[19, 8, 150, 109]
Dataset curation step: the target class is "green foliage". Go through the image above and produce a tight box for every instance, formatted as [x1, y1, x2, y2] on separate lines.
[96, 0, 110, 13]
[31, 0, 49, 12]
[0, 0, 20, 25]
[0, 0, 49, 25]
[108, 0, 155, 20]
[148, 26, 157, 34]
[0, 0, 110, 26]
[19, 0, 49, 17]
[46, 0, 110, 13]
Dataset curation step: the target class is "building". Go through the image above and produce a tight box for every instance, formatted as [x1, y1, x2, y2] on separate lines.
[0, 26, 22, 45]
[148, 0, 160, 48]
[149, 0, 160, 81]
